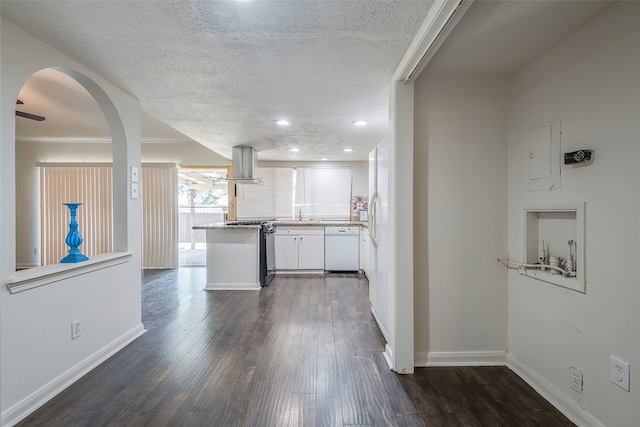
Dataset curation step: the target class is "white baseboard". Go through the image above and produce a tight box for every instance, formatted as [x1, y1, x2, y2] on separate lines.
[204, 282, 260, 290]
[1, 324, 146, 427]
[507, 354, 605, 427]
[383, 344, 394, 370]
[417, 350, 507, 367]
[370, 306, 389, 342]
[275, 270, 325, 275]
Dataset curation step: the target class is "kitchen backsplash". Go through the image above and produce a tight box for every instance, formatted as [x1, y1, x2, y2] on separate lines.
[351, 195, 368, 221]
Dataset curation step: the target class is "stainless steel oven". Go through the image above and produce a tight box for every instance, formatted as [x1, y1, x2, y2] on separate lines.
[260, 222, 276, 286]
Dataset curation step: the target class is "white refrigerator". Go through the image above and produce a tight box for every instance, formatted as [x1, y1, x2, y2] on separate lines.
[368, 148, 378, 310]
[368, 139, 389, 340]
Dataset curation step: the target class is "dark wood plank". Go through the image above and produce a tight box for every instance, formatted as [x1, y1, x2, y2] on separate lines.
[399, 366, 575, 427]
[316, 356, 343, 427]
[18, 269, 573, 427]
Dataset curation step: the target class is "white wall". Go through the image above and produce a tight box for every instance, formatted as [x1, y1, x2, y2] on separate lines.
[1, 19, 144, 425]
[14, 155, 40, 269]
[413, 75, 508, 365]
[506, 3, 640, 426]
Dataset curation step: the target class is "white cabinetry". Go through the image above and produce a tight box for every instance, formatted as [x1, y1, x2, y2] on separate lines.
[275, 227, 325, 272]
[203, 228, 261, 290]
[298, 234, 325, 269]
[275, 235, 299, 270]
[360, 228, 369, 276]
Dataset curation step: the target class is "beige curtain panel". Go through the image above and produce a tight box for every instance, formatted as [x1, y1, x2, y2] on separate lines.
[40, 165, 113, 266]
[142, 165, 178, 268]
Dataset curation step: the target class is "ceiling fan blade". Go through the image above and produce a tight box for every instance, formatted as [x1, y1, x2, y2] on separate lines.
[16, 110, 46, 121]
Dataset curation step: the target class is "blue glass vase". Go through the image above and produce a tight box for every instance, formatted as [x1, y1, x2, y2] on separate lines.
[61, 202, 89, 263]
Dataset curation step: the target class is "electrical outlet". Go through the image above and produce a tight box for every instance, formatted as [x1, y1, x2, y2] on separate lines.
[71, 319, 81, 340]
[610, 355, 630, 391]
[570, 366, 583, 394]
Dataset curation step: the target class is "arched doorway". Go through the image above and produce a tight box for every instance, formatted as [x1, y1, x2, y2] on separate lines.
[14, 67, 129, 269]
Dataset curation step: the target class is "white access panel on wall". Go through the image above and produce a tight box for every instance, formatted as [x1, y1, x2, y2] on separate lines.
[528, 125, 552, 180]
[524, 118, 561, 191]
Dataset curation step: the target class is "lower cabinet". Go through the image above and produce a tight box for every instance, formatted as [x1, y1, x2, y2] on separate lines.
[275, 227, 325, 271]
[360, 229, 369, 276]
[298, 234, 325, 269]
[275, 235, 299, 270]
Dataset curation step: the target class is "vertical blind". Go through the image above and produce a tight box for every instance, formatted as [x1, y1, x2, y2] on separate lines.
[295, 167, 352, 219]
[40, 165, 113, 266]
[142, 165, 178, 268]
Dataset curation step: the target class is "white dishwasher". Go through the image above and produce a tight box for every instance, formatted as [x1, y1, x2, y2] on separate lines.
[325, 226, 360, 271]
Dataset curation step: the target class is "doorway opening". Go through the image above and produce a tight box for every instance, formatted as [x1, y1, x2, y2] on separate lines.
[178, 167, 231, 266]
[14, 68, 114, 270]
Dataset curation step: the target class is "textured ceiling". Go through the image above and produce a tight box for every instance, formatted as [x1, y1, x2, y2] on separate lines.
[2, 0, 435, 161]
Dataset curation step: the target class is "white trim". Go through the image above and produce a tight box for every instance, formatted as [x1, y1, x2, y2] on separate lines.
[393, 0, 473, 83]
[383, 344, 395, 371]
[387, 81, 415, 374]
[1, 324, 146, 427]
[5, 252, 133, 294]
[204, 282, 261, 291]
[507, 354, 605, 427]
[275, 270, 325, 275]
[421, 351, 507, 367]
[384, 1, 473, 375]
[414, 351, 429, 367]
[371, 306, 389, 342]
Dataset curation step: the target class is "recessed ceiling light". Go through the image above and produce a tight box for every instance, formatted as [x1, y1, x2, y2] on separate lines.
[275, 119, 291, 126]
[352, 120, 367, 126]
[319, 157, 329, 161]
[342, 148, 353, 152]
[289, 148, 300, 152]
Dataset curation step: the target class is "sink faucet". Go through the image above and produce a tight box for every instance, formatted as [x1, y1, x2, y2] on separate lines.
[298, 208, 303, 221]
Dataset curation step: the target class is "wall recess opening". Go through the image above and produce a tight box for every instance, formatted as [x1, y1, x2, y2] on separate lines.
[520, 202, 585, 293]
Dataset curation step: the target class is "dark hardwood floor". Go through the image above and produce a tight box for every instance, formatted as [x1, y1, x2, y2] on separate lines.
[18, 269, 574, 426]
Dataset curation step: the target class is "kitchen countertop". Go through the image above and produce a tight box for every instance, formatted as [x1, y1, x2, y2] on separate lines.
[192, 222, 262, 230]
[193, 220, 367, 230]
[276, 220, 366, 228]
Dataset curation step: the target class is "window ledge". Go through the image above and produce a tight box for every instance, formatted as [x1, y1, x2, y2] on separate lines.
[6, 251, 133, 294]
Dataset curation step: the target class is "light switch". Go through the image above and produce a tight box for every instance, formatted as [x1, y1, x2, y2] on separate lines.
[130, 166, 139, 183]
[131, 183, 139, 199]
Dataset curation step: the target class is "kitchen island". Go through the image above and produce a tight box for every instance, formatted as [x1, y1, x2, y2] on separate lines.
[193, 220, 368, 290]
[192, 222, 263, 290]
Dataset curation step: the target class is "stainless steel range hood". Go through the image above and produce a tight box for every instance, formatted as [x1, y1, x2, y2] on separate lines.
[228, 146, 265, 184]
